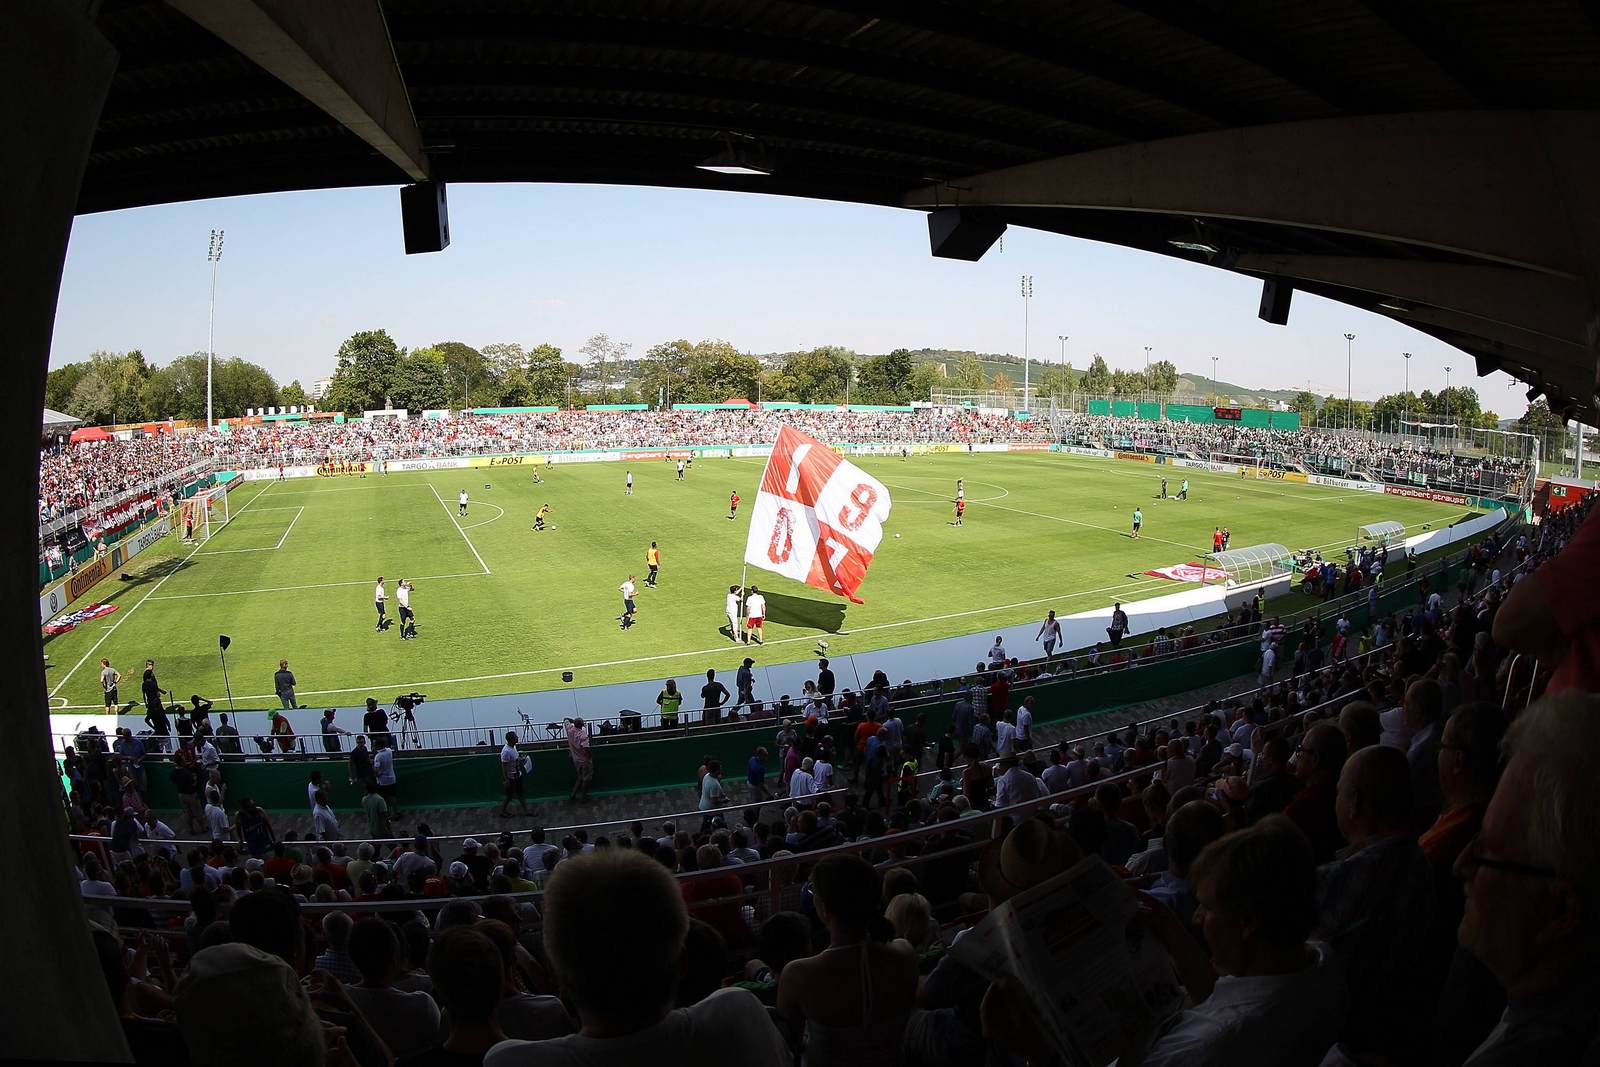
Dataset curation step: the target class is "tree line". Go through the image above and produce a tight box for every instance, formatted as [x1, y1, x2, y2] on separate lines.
[1291, 386, 1501, 433]
[45, 351, 287, 426]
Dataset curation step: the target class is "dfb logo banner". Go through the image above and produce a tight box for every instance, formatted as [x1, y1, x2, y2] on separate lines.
[743, 425, 893, 603]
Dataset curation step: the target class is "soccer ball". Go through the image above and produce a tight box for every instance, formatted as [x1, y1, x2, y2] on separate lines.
[895, 532, 901, 538]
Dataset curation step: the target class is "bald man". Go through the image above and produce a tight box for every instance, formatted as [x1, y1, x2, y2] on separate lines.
[1284, 722, 1347, 863]
[1316, 744, 1436, 1064]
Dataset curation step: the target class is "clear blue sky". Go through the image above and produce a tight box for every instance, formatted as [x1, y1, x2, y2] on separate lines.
[51, 183, 1526, 415]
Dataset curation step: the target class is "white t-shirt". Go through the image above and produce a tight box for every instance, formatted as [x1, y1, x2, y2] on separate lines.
[1041, 763, 1072, 792]
[1015, 704, 1033, 738]
[726, 592, 741, 619]
[995, 766, 1045, 808]
[788, 768, 817, 798]
[995, 720, 1017, 756]
[812, 759, 834, 791]
[677, 461, 685, 472]
[746, 593, 766, 620]
[502, 744, 521, 777]
[459, 491, 468, 506]
[620, 580, 637, 600]
[204, 803, 230, 840]
[699, 774, 727, 811]
[1040, 619, 1061, 643]
[312, 804, 339, 839]
[374, 582, 386, 603]
[625, 472, 633, 485]
[988, 642, 1007, 666]
[1135, 942, 1344, 1067]
[345, 985, 442, 1058]
[307, 781, 322, 811]
[396, 584, 410, 609]
[485, 987, 788, 1067]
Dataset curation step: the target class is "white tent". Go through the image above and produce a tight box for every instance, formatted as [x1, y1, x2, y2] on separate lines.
[42, 408, 80, 433]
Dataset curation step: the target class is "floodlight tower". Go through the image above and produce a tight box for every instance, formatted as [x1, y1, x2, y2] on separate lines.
[1020, 274, 1033, 411]
[207, 229, 225, 429]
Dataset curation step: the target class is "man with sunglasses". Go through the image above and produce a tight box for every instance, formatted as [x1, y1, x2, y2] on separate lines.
[1455, 691, 1600, 1065]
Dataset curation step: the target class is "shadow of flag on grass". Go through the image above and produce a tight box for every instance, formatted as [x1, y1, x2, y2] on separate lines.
[760, 590, 849, 634]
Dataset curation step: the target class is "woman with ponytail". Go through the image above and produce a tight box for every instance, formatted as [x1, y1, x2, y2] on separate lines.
[777, 854, 920, 1064]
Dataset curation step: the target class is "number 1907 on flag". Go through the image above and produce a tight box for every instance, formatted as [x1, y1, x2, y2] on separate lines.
[741, 426, 893, 604]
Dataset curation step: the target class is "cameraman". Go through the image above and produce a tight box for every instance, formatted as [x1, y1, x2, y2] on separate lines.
[362, 697, 390, 750]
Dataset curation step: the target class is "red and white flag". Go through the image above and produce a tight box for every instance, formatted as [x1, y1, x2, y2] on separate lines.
[743, 426, 893, 603]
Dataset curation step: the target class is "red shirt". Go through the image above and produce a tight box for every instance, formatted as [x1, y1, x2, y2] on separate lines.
[1540, 504, 1600, 696]
[854, 720, 881, 753]
[730, 493, 740, 508]
[681, 872, 747, 946]
[989, 678, 1010, 714]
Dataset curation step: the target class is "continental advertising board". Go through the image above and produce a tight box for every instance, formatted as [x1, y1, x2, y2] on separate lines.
[65, 555, 113, 602]
[1113, 451, 1155, 463]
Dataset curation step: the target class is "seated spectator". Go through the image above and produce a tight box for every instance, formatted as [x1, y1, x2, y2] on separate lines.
[1096, 784, 1144, 868]
[1454, 691, 1600, 1063]
[1404, 678, 1446, 834]
[1317, 744, 1435, 1063]
[1337, 700, 1381, 753]
[1245, 737, 1298, 822]
[175, 943, 326, 1067]
[476, 919, 573, 1041]
[1133, 817, 1346, 1065]
[733, 911, 814, 1006]
[885, 892, 938, 952]
[676, 919, 730, 1008]
[398, 926, 506, 1067]
[778, 854, 920, 1064]
[1163, 737, 1197, 792]
[486, 849, 787, 1066]
[313, 911, 363, 985]
[91, 925, 188, 1064]
[1284, 723, 1347, 863]
[1147, 800, 1226, 929]
[1419, 702, 1505, 924]
[345, 918, 441, 1057]
[1493, 507, 1600, 695]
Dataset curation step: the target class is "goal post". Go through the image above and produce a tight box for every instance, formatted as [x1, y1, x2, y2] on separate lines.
[1206, 451, 1263, 476]
[179, 485, 231, 543]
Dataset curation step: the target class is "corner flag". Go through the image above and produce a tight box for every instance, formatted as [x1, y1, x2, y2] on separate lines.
[742, 425, 893, 604]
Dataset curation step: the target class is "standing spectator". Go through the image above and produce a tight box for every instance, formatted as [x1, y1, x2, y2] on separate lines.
[373, 738, 398, 813]
[320, 708, 351, 754]
[171, 742, 203, 833]
[816, 658, 836, 707]
[500, 732, 530, 818]
[1454, 692, 1600, 1062]
[1014, 697, 1034, 752]
[778, 855, 918, 1062]
[736, 656, 757, 713]
[268, 711, 296, 754]
[564, 717, 593, 802]
[141, 660, 170, 739]
[233, 798, 274, 857]
[747, 747, 770, 802]
[349, 733, 373, 788]
[203, 787, 229, 843]
[273, 659, 299, 709]
[656, 680, 683, 728]
[362, 779, 391, 841]
[486, 850, 788, 1065]
[213, 713, 240, 756]
[1403, 678, 1446, 834]
[698, 760, 728, 829]
[700, 669, 730, 725]
[311, 790, 339, 841]
[100, 658, 122, 711]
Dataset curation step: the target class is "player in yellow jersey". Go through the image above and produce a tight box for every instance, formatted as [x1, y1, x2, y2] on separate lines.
[533, 503, 550, 532]
[645, 541, 662, 587]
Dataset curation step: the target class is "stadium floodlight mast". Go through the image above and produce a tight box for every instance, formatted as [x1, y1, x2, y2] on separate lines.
[1020, 274, 1033, 412]
[1343, 332, 1356, 432]
[1403, 352, 1412, 439]
[1211, 355, 1219, 398]
[1445, 365, 1452, 453]
[207, 229, 224, 429]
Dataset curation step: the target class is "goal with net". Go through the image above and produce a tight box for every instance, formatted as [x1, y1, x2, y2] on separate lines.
[1206, 452, 1264, 477]
[177, 484, 231, 543]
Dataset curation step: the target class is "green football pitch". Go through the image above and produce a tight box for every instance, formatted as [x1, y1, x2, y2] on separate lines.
[44, 452, 1472, 710]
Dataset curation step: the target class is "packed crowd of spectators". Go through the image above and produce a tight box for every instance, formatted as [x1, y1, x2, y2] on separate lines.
[1060, 413, 1529, 498]
[72, 496, 1600, 1065]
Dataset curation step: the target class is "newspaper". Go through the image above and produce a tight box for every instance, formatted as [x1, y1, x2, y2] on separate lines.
[949, 856, 1183, 1067]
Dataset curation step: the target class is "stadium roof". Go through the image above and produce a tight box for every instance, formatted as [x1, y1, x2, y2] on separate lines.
[80, 0, 1600, 418]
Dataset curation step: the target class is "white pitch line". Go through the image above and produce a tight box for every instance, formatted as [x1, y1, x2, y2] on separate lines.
[429, 483, 492, 575]
[195, 505, 305, 554]
[147, 571, 491, 601]
[880, 478, 1205, 554]
[65, 573, 1172, 706]
[458, 501, 505, 530]
[49, 480, 278, 697]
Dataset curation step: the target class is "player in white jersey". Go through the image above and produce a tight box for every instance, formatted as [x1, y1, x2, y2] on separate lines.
[725, 585, 743, 642]
[619, 575, 638, 629]
[744, 587, 767, 645]
[396, 579, 416, 639]
[676, 459, 686, 481]
[625, 470, 633, 496]
[458, 489, 469, 516]
[374, 577, 387, 632]
[956, 479, 965, 502]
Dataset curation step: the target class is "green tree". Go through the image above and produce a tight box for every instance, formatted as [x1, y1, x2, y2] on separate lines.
[991, 371, 1013, 392]
[431, 341, 490, 406]
[855, 349, 916, 404]
[65, 369, 116, 425]
[1145, 360, 1179, 397]
[1109, 368, 1146, 396]
[580, 333, 631, 402]
[139, 367, 182, 420]
[1080, 354, 1113, 395]
[388, 347, 450, 412]
[1319, 396, 1374, 431]
[1290, 390, 1319, 424]
[905, 363, 943, 403]
[639, 339, 693, 406]
[948, 354, 986, 391]
[211, 357, 280, 418]
[767, 347, 854, 403]
[326, 329, 404, 412]
[684, 340, 762, 403]
[279, 380, 310, 407]
[524, 343, 570, 406]
[45, 362, 89, 415]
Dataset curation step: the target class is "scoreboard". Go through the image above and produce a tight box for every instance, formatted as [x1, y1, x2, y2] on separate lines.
[1213, 406, 1243, 421]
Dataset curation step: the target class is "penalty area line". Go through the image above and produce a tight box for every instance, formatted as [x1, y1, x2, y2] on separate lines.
[429, 483, 492, 575]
